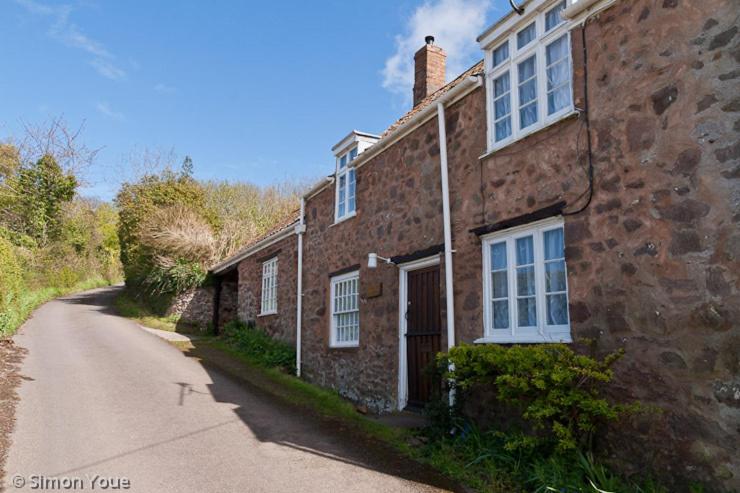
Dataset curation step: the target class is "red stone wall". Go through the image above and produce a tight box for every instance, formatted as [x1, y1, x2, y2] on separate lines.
[449, 1, 739, 488]
[236, 234, 298, 344]
[227, 0, 737, 487]
[300, 112, 455, 411]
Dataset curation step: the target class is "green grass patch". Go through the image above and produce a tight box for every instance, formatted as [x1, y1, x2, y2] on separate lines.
[113, 291, 181, 332]
[0, 277, 114, 339]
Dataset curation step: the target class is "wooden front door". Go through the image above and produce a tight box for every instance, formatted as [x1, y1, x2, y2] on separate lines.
[405, 265, 442, 408]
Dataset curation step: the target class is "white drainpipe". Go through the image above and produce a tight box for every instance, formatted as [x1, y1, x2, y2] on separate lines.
[295, 197, 306, 377]
[436, 102, 456, 356]
[436, 75, 483, 405]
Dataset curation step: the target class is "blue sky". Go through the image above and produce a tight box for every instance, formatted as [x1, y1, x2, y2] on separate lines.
[0, 0, 508, 200]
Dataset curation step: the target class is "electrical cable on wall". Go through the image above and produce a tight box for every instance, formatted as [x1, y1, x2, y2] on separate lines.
[563, 23, 595, 216]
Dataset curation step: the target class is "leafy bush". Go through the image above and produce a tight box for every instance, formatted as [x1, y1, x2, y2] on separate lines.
[221, 320, 295, 373]
[439, 343, 635, 453]
[0, 236, 23, 333]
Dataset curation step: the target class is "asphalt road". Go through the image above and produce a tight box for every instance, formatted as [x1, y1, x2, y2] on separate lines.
[5, 287, 453, 493]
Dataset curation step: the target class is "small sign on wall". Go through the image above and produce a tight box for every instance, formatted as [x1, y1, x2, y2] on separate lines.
[364, 282, 383, 299]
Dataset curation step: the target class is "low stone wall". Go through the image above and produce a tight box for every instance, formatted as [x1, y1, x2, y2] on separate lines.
[166, 286, 214, 331]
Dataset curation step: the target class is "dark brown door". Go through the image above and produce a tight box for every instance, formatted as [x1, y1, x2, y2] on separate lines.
[406, 265, 442, 408]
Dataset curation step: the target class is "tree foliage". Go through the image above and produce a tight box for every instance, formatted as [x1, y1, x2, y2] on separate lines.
[0, 119, 122, 337]
[115, 163, 301, 297]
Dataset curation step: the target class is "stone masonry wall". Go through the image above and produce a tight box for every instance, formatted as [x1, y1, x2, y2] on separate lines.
[300, 111, 454, 412]
[236, 234, 298, 344]
[167, 286, 214, 331]
[449, 1, 738, 489]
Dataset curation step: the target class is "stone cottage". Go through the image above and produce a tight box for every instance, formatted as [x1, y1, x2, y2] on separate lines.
[210, 0, 739, 488]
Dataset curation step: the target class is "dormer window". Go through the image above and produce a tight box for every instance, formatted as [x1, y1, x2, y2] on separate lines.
[335, 146, 358, 221]
[331, 130, 379, 224]
[483, 0, 573, 152]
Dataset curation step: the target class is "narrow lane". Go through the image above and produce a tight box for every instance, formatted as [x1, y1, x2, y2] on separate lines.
[5, 287, 452, 493]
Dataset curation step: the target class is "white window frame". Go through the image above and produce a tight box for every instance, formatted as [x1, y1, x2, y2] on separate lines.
[334, 146, 358, 223]
[330, 270, 360, 347]
[484, 0, 574, 153]
[478, 216, 572, 344]
[259, 257, 278, 316]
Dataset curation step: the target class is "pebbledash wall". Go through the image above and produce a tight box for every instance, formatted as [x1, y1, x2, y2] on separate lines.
[211, 0, 739, 488]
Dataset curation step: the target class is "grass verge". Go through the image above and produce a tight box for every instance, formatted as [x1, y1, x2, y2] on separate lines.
[113, 291, 181, 332]
[0, 277, 115, 339]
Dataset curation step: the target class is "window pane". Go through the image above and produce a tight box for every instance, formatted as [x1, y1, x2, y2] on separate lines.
[337, 175, 346, 217]
[546, 36, 571, 115]
[495, 97, 511, 119]
[518, 56, 536, 83]
[517, 22, 536, 49]
[339, 155, 347, 169]
[494, 72, 510, 98]
[491, 242, 507, 270]
[519, 79, 537, 106]
[517, 266, 535, 296]
[545, 261, 566, 292]
[548, 86, 570, 115]
[544, 228, 564, 260]
[349, 147, 358, 161]
[493, 72, 512, 142]
[495, 119, 512, 141]
[520, 103, 538, 128]
[546, 35, 569, 66]
[545, 1, 566, 31]
[493, 41, 509, 67]
[492, 271, 508, 298]
[492, 300, 510, 329]
[518, 56, 538, 129]
[518, 297, 537, 326]
[547, 293, 568, 325]
[348, 169, 356, 213]
[516, 236, 534, 265]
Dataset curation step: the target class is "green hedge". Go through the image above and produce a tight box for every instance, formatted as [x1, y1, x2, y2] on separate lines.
[0, 237, 23, 334]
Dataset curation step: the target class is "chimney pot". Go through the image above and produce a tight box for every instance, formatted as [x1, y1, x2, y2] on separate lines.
[413, 37, 446, 107]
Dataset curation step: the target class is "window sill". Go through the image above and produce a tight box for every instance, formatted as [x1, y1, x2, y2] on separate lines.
[329, 342, 359, 349]
[479, 110, 579, 161]
[474, 332, 572, 344]
[331, 211, 357, 227]
[257, 311, 277, 318]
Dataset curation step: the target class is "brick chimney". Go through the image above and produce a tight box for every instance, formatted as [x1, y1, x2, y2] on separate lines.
[413, 36, 446, 107]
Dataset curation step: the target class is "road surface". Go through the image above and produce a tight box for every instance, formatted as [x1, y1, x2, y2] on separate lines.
[5, 287, 454, 493]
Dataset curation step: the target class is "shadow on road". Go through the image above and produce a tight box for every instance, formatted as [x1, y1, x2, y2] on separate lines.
[57, 286, 460, 492]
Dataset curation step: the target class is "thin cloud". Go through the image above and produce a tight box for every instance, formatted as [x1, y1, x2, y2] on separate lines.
[14, 0, 126, 80]
[91, 59, 126, 80]
[154, 83, 176, 94]
[96, 101, 125, 121]
[382, 0, 491, 102]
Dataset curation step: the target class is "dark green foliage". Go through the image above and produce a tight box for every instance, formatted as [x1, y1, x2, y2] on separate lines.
[440, 343, 634, 453]
[11, 154, 77, 245]
[221, 320, 296, 373]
